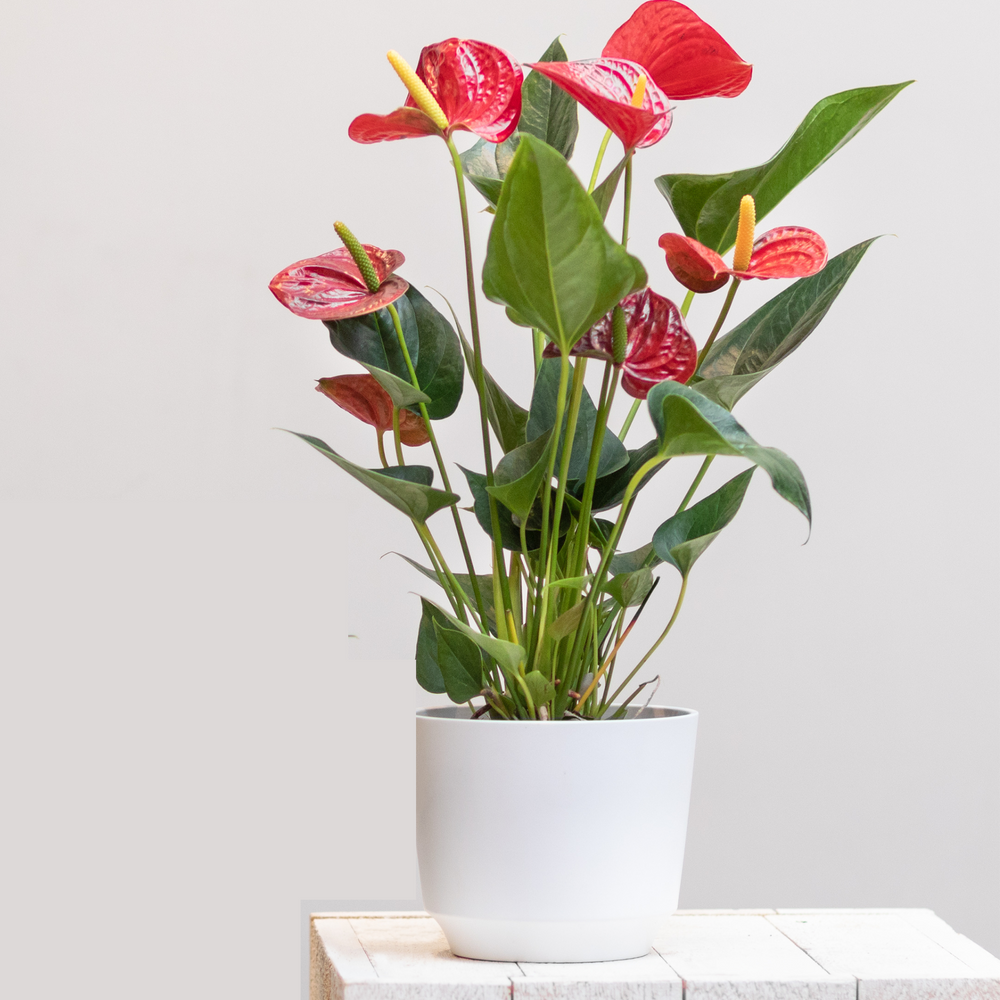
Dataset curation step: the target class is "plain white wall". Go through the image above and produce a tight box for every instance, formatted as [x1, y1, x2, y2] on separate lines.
[1, 1, 997, 998]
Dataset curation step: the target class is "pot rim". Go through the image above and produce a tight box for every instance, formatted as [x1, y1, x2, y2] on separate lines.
[417, 704, 697, 725]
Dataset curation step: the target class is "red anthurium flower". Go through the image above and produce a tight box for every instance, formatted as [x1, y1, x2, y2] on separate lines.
[543, 288, 697, 399]
[269, 246, 407, 321]
[349, 39, 523, 144]
[659, 227, 828, 292]
[528, 58, 671, 150]
[603, 0, 752, 100]
[316, 374, 430, 447]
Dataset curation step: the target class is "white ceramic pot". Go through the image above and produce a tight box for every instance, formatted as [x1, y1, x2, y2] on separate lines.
[416, 705, 698, 962]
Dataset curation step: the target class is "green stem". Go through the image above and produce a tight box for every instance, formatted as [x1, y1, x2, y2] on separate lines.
[693, 279, 739, 376]
[619, 397, 642, 442]
[530, 352, 571, 668]
[418, 522, 483, 629]
[386, 302, 488, 626]
[606, 575, 689, 706]
[391, 408, 405, 466]
[376, 432, 389, 469]
[621, 153, 634, 246]
[680, 289, 695, 318]
[532, 329, 544, 377]
[675, 455, 714, 514]
[587, 128, 614, 194]
[415, 524, 462, 618]
[446, 137, 512, 619]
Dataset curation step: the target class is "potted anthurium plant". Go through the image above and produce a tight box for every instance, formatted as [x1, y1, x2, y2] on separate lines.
[270, 0, 909, 964]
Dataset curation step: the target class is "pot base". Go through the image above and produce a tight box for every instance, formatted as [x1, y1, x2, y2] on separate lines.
[432, 912, 658, 963]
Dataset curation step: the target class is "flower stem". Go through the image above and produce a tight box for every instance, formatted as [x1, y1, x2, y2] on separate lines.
[376, 432, 388, 469]
[391, 408, 405, 465]
[680, 289, 695, 318]
[587, 129, 614, 194]
[621, 153, 634, 246]
[675, 455, 714, 514]
[619, 397, 642, 441]
[605, 575, 689, 706]
[418, 522, 483, 630]
[386, 301, 487, 626]
[693, 279, 739, 376]
[446, 136, 512, 620]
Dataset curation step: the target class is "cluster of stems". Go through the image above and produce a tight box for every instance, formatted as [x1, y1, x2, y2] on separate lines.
[346, 56, 754, 719]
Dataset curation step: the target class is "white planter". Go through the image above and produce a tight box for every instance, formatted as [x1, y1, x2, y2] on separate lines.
[416, 705, 698, 962]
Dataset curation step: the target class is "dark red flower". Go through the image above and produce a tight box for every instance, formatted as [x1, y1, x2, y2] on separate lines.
[543, 288, 697, 399]
[659, 228, 828, 292]
[269, 246, 407, 321]
[527, 58, 671, 150]
[316, 375, 429, 446]
[603, 1, 752, 100]
[349, 39, 523, 144]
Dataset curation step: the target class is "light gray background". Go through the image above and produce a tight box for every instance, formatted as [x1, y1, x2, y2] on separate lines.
[2, 1, 997, 998]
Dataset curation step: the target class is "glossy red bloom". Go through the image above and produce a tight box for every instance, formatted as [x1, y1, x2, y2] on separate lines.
[316, 375, 429, 446]
[269, 246, 407, 321]
[349, 39, 523, 144]
[603, 1, 752, 100]
[659, 228, 829, 293]
[528, 58, 671, 150]
[543, 288, 697, 399]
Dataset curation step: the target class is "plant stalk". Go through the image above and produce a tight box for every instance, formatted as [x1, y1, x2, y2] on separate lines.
[693, 279, 739, 376]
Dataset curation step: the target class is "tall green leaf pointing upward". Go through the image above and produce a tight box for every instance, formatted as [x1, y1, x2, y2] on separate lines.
[656, 82, 912, 253]
[518, 37, 579, 160]
[695, 238, 879, 410]
[482, 134, 647, 352]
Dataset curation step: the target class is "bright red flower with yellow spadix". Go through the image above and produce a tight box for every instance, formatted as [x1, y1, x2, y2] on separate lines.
[349, 39, 523, 144]
[659, 228, 829, 293]
[268, 246, 407, 321]
[316, 374, 430, 446]
[543, 288, 697, 398]
[603, 0, 752, 100]
[528, 58, 671, 150]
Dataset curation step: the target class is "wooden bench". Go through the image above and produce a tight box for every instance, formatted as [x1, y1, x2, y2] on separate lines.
[309, 909, 1000, 999]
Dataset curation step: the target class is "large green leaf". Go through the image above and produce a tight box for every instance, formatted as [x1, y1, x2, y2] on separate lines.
[415, 597, 449, 693]
[425, 598, 526, 675]
[518, 37, 579, 160]
[604, 566, 654, 608]
[608, 542, 660, 575]
[326, 286, 463, 419]
[652, 468, 755, 577]
[486, 430, 553, 521]
[695, 239, 878, 409]
[646, 382, 810, 524]
[375, 465, 433, 486]
[655, 83, 912, 253]
[433, 620, 486, 703]
[527, 358, 629, 481]
[482, 134, 647, 351]
[460, 139, 505, 212]
[287, 432, 458, 523]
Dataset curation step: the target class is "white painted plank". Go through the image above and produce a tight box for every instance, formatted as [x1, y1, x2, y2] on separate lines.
[768, 912, 1000, 1000]
[895, 910, 1000, 977]
[655, 913, 855, 1000]
[515, 951, 681, 999]
[346, 916, 520, 1000]
[310, 918, 377, 1000]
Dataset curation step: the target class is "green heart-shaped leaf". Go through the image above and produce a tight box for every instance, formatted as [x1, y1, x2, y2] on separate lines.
[519, 38, 579, 160]
[483, 134, 646, 352]
[360, 364, 430, 410]
[424, 598, 526, 675]
[646, 382, 810, 524]
[656, 83, 912, 253]
[433, 620, 486, 703]
[486, 430, 553, 521]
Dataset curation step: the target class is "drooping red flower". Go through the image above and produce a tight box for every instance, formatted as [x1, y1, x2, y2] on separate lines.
[349, 39, 523, 144]
[543, 288, 697, 399]
[527, 58, 671, 150]
[659, 228, 828, 292]
[603, 1, 752, 100]
[269, 246, 407, 321]
[316, 375, 429, 446]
